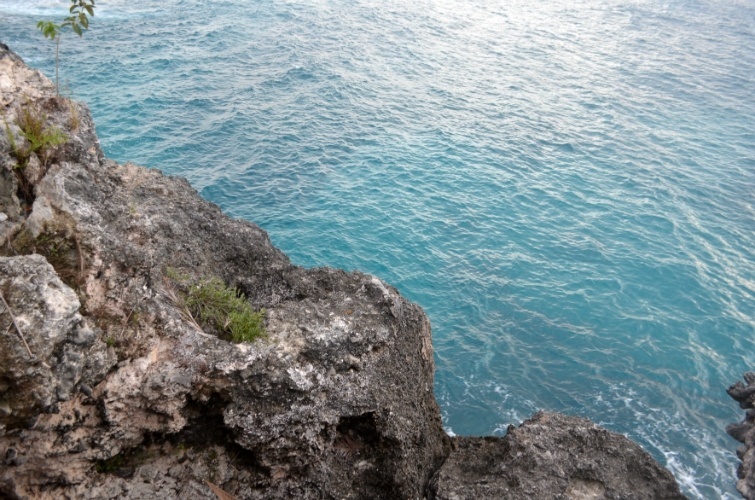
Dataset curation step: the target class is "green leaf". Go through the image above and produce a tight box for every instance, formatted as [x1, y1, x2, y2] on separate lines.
[85, 5, 94, 16]
[37, 21, 60, 39]
[69, 4, 76, 13]
[73, 23, 83, 36]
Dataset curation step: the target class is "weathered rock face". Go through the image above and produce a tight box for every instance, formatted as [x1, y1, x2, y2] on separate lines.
[430, 412, 685, 499]
[0, 254, 115, 429]
[0, 42, 686, 499]
[727, 373, 755, 499]
[0, 41, 448, 500]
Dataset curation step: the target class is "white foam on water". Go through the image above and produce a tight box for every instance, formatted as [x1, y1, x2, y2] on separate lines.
[0, 0, 163, 21]
[0, 0, 66, 18]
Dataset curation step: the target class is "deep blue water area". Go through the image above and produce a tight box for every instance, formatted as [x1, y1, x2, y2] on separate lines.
[2, 0, 754, 496]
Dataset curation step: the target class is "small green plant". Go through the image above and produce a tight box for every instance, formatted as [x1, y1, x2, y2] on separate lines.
[95, 453, 123, 474]
[37, 0, 96, 96]
[10, 224, 81, 288]
[166, 270, 266, 343]
[129, 310, 140, 325]
[205, 448, 219, 483]
[94, 447, 151, 476]
[18, 104, 67, 165]
[186, 277, 266, 343]
[6, 101, 67, 168]
[3, 101, 67, 205]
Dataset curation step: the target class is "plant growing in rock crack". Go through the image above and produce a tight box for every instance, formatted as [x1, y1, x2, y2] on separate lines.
[3, 100, 67, 206]
[164, 269, 266, 343]
[67, 99, 80, 131]
[4, 100, 67, 169]
[6, 216, 84, 289]
[37, 0, 96, 96]
[95, 447, 152, 476]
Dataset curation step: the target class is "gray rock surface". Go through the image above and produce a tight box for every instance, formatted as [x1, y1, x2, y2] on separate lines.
[429, 412, 685, 499]
[728, 372, 755, 499]
[0, 254, 115, 429]
[0, 41, 685, 499]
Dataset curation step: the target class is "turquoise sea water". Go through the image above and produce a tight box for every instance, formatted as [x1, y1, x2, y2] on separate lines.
[2, 0, 754, 496]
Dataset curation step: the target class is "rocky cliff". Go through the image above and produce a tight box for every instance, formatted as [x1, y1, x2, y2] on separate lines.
[0, 43, 684, 499]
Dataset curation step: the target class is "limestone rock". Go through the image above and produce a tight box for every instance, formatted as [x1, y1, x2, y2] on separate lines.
[429, 412, 686, 499]
[0, 43, 54, 103]
[0, 255, 115, 431]
[23, 153, 44, 186]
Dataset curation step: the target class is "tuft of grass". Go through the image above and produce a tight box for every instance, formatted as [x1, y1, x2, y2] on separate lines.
[14, 100, 67, 167]
[66, 98, 80, 132]
[8, 223, 83, 290]
[166, 270, 265, 343]
[95, 454, 123, 474]
[185, 277, 266, 343]
[94, 447, 152, 476]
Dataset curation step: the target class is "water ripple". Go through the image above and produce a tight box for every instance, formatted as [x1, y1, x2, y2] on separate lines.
[3, 0, 755, 497]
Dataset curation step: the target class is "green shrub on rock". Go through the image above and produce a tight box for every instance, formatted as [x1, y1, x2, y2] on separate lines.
[167, 271, 266, 343]
[11, 101, 67, 167]
[3, 99, 67, 205]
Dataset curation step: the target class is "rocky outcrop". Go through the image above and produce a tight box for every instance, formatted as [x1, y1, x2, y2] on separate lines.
[430, 412, 685, 499]
[728, 373, 755, 499]
[0, 42, 685, 499]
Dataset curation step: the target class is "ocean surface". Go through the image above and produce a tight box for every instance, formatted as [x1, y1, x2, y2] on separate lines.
[2, 0, 754, 496]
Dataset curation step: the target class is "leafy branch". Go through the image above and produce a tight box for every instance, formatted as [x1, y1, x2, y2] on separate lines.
[37, 0, 96, 96]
